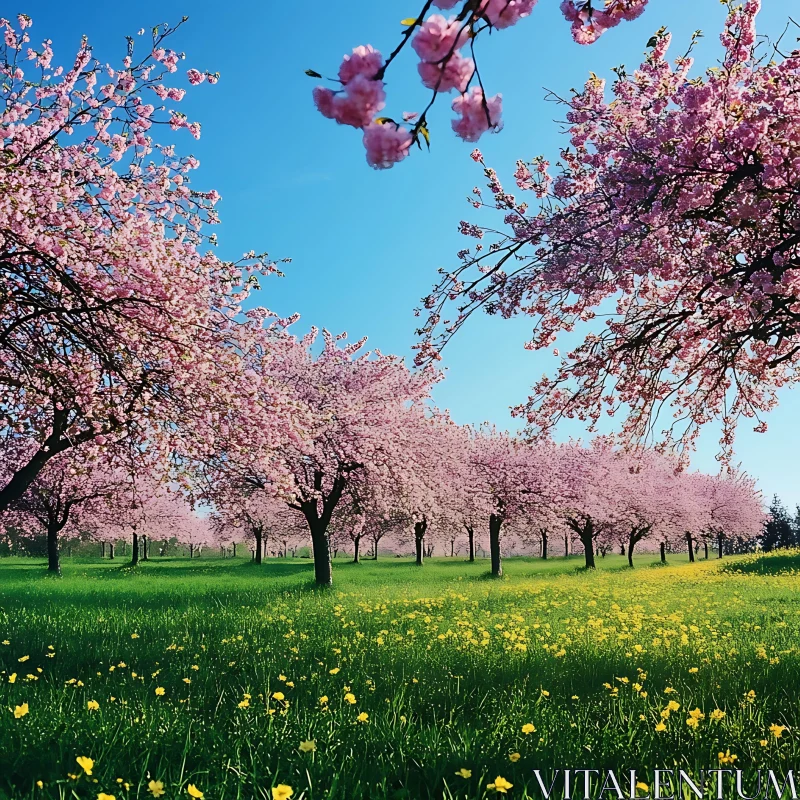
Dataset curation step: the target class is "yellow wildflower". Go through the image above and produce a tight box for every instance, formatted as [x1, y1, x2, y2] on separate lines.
[272, 785, 293, 800]
[76, 757, 94, 775]
[186, 785, 204, 799]
[487, 776, 513, 794]
[148, 781, 166, 797]
[456, 768, 472, 778]
[521, 723, 536, 734]
[14, 703, 29, 719]
[298, 740, 316, 753]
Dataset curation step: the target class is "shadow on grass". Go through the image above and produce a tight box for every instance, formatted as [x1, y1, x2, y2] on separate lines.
[720, 552, 800, 576]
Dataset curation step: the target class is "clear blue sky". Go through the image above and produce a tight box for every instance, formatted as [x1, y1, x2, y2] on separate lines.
[24, 0, 798, 507]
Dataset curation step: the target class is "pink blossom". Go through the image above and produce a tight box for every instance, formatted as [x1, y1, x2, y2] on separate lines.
[411, 15, 468, 62]
[451, 88, 503, 141]
[479, 0, 538, 30]
[338, 45, 383, 84]
[316, 73, 386, 129]
[363, 122, 413, 169]
[418, 50, 474, 93]
[187, 68, 205, 85]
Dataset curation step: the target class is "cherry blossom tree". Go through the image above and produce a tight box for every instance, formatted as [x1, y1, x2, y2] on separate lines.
[416, 1, 800, 462]
[310, 0, 649, 168]
[0, 14, 293, 513]
[0, 444, 123, 573]
[200, 327, 441, 585]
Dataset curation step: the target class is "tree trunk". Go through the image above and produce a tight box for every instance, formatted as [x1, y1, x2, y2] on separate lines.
[109, 542, 115, 560]
[311, 530, 333, 586]
[541, 531, 548, 560]
[660, 542, 666, 563]
[415, 535, 424, 565]
[141, 534, 149, 561]
[189, 543, 194, 559]
[121, 540, 126, 556]
[627, 534, 635, 568]
[101, 542, 105, 558]
[619, 543, 625, 556]
[47, 524, 60, 575]
[579, 524, 596, 569]
[686, 533, 695, 563]
[414, 518, 427, 566]
[353, 537, 360, 564]
[718, 531, 724, 558]
[489, 513, 503, 577]
[131, 531, 139, 566]
[467, 526, 475, 562]
[232, 542, 237, 558]
[564, 532, 571, 557]
[450, 538, 455, 557]
[254, 528, 263, 565]
[704, 540, 709, 560]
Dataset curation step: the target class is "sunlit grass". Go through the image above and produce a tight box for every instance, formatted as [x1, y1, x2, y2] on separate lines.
[1, 551, 799, 799]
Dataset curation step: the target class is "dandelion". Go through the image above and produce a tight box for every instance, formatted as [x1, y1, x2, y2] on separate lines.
[509, 752, 521, 762]
[273, 691, 285, 701]
[329, 667, 340, 675]
[272, 785, 293, 800]
[87, 700, 100, 711]
[718, 750, 737, 765]
[238, 698, 250, 709]
[298, 740, 316, 753]
[155, 687, 165, 696]
[770, 723, 788, 739]
[710, 709, 726, 722]
[357, 711, 369, 722]
[689, 667, 699, 674]
[36, 781, 43, 788]
[97, 794, 115, 800]
[456, 768, 472, 778]
[76, 756, 94, 775]
[522, 723, 536, 734]
[667, 700, 680, 712]
[319, 695, 328, 704]
[487, 776, 513, 794]
[655, 722, 667, 732]
[344, 692, 356, 704]
[13, 703, 29, 719]
[760, 739, 768, 747]
[186, 785, 204, 799]
[8, 673, 16, 683]
[148, 781, 166, 797]
[130, 633, 139, 639]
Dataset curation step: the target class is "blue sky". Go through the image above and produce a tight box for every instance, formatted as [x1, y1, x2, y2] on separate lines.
[23, 0, 799, 507]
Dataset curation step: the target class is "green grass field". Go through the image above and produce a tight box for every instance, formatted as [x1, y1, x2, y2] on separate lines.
[2, 551, 800, 799]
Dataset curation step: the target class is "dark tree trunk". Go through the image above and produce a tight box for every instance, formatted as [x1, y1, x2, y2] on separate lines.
[704, 540, 709, 560]
[311, 529, 332, 585]
[353, 537, 360, 564]
[121, 540, 126, 556]
[573, 519, 596, 569]
[718, 532, 724, 558]
[47, 524, 60, 574]
[627, 535, 635, 568]
[541, 530, 548, 560]
[109, 542, 115, 560]
[131, 531, 139, 566]
[101, 542, 105, 558]
[620, 543, 625, 556]
[189, 543, 194, 559]
[254, 527, 263, 565]
[414, 517, 427, 566]
[660, 542, 666, 563]
[564, 532, 571, 557]
[686, 533, 695, 563]
[489, 513, 503, 577]
[233, 542, 237, 558]
[467, 525, 475, 562]
[141, 534, 149, 561]
[373, 537, 379, 560]
[450, 538, 455, 557]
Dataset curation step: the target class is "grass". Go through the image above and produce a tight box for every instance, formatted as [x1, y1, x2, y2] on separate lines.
[1, 550, 800, 799]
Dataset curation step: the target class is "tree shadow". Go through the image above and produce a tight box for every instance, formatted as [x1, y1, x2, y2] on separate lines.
[720, 552, 800, 576]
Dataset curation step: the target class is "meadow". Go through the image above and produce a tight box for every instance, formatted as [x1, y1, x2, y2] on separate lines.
[1, 552, 800, 800]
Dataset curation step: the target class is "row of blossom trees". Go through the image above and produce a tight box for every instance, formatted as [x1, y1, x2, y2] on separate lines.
[0, 12, 765, 583]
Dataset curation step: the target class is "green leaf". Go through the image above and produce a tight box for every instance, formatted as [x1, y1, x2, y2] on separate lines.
[304, 69, 323, 78]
